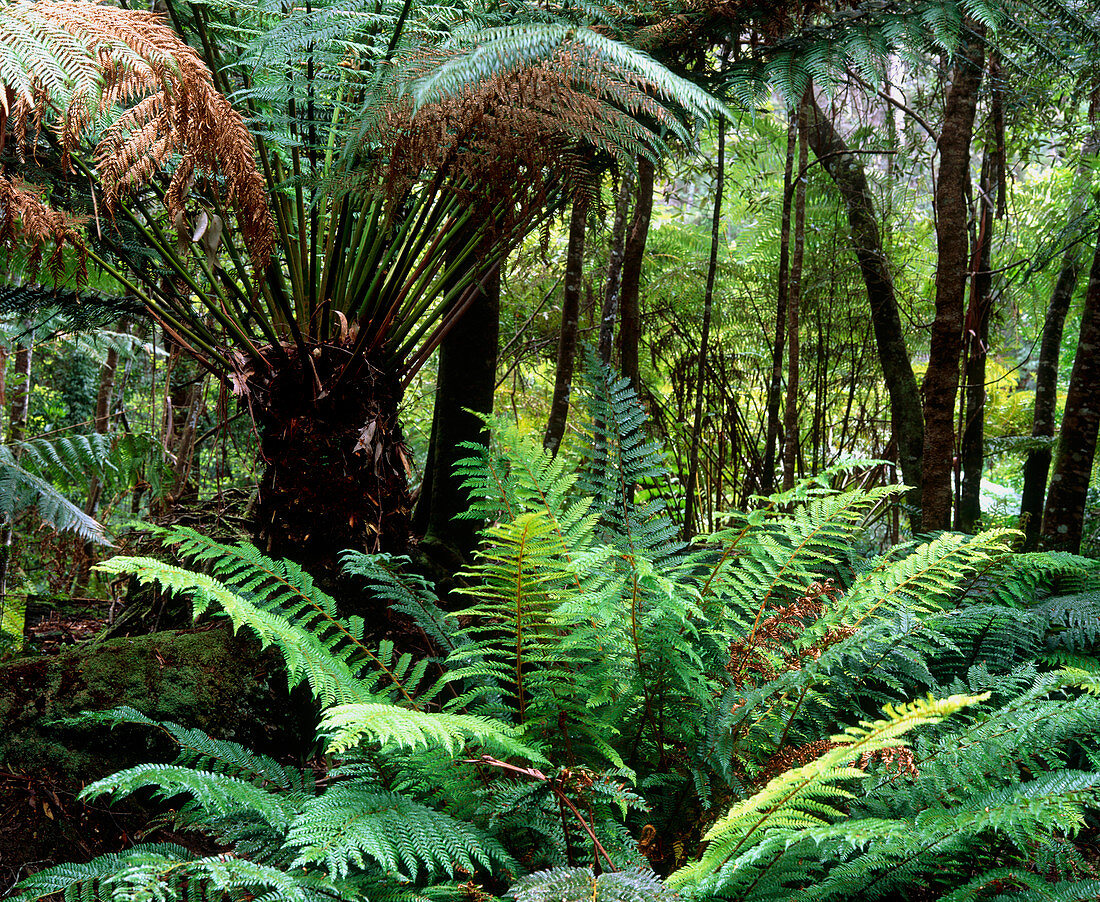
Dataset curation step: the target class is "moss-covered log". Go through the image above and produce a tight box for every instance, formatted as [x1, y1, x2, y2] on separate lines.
[0, 627, 311, 882]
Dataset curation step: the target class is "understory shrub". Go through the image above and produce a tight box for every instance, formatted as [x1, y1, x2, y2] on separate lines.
[14, 367, 1100, 902]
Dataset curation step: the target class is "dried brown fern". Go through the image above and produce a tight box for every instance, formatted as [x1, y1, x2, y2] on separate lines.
[0, 173, 86, 281]
[0, 0, 273, 274]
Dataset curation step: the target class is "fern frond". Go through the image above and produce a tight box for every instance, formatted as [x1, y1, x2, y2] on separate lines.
[510, 866, 677, 902]
[288, 785, 514, 880]
[320, 701, 543, 761]
[668, 693, 987, 891]
[94, 554, 372, 707]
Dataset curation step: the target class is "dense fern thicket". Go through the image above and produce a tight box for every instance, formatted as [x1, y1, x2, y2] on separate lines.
[13, 368, 1100, 902]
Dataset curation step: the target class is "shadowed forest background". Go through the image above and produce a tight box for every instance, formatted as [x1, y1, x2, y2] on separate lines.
[2, 1, 1100, 900]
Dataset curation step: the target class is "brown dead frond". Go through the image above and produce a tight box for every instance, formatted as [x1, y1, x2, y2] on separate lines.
[727, 579, 848, 689]
[0, 0, 274, 269]
[374, 42, 679, 218]
[0, 174, 87, 282]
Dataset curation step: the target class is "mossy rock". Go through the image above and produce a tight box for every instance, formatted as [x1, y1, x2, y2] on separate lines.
[0, 626, 313, 880]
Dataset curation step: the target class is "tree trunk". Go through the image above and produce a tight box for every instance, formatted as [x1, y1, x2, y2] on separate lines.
[619, 157, 655, 390]
[957, 123, 1002, 532]
[683, 121, 724, 541]
[1020, 114, 1100, 547]
[921, 26, 985, 531]
[250, 345, 412, 581]
[1041, 231, 1100, 552]
[0, 335, 33, 610]
[416, 259, 501, 565]
[599, 169, 634, 364]
[782, 98, 810, 492]
[83, 341, 120, 518]
[763, 111, 797, 495]
[804, 95, 924, 527]
[544, 194, 589, 456]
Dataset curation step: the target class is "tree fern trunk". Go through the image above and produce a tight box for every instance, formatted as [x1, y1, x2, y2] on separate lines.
[599, 168, 633, 364]
[250, 345, 411, 582]
[804, 95, 923, 529]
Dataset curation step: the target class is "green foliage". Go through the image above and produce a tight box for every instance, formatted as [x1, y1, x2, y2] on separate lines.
[18, 371, 1100, 901]
[0, 431, 118, 544]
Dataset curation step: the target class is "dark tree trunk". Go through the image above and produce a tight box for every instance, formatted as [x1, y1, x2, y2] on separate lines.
[683, 121, 724, 541]
[84, 340, 120, 518]
[1041, 231, 1100, 552]
[600, 169, 634, 364]
[545, 194, 588, 456]
[414, 258, 501, 566]
[1020, 117, 1100, 547]
[0, 335, 32, 610]
[250, 345, 412, 580]
[957, 126, 1002, 532]
[619, 157, 655, 390]
[763, 111, 797, 495]
[782, 98, 809, 492]
[804, 96, 924, 526]
[921, 26, 985, 531]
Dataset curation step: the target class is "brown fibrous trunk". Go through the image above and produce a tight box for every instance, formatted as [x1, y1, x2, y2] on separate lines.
[248, 345, 412, 577]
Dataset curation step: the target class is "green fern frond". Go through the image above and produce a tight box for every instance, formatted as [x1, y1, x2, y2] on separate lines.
[510, 866, 677, 902]
[94, 554, 372, 707]
[81, 763, 298, 832]
[320, 701, 544, 760]
[288, 785, 515, 880]
[71, 706, 311, 792]
[668, 693, 987, 892]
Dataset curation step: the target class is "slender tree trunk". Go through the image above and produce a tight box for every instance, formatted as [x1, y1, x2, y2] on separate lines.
[921, 26, 985, 531]
[782, 98, 809, 492]
[804, 95, 924, 527]
[1040, 230, 1100, 552]
[683, 122, 725, 541]
[619, 157, 655, 390]
[1020, 112, 1100, 547]
[84, 342, 119, 518]
[957, 121, 1002, 532]
[0, 336, 33, 609]
[544, 194, 589, 456]
[763, 112, 797, 494]
[600, 169, 634, 364]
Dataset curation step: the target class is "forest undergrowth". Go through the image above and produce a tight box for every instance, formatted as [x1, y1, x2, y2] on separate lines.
[11, 366, 1100, 902]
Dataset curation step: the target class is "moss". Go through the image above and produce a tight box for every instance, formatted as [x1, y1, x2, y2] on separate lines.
[0, 626, 309, 781]
[0, 626, 313, 876]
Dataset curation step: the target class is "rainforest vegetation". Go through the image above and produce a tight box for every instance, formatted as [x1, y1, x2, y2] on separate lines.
[2, 0, 1100, 899]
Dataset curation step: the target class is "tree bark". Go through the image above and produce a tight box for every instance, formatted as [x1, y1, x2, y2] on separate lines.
[957, 88, 1002, 533]
[1020, 117, 1100, 547]
[782, 98, 810, 492]
[763, 112, 797, 495]
[544, 194, 588, 456]
[1041, 231, 1100, 552]
[921, 26, 985, 531]
[804, 96, 924, 526]
[599, 169, 634, 364]
[0, 335, 33, 611]
[619, 157, 655, 390]
[683, 121, 724, 541]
